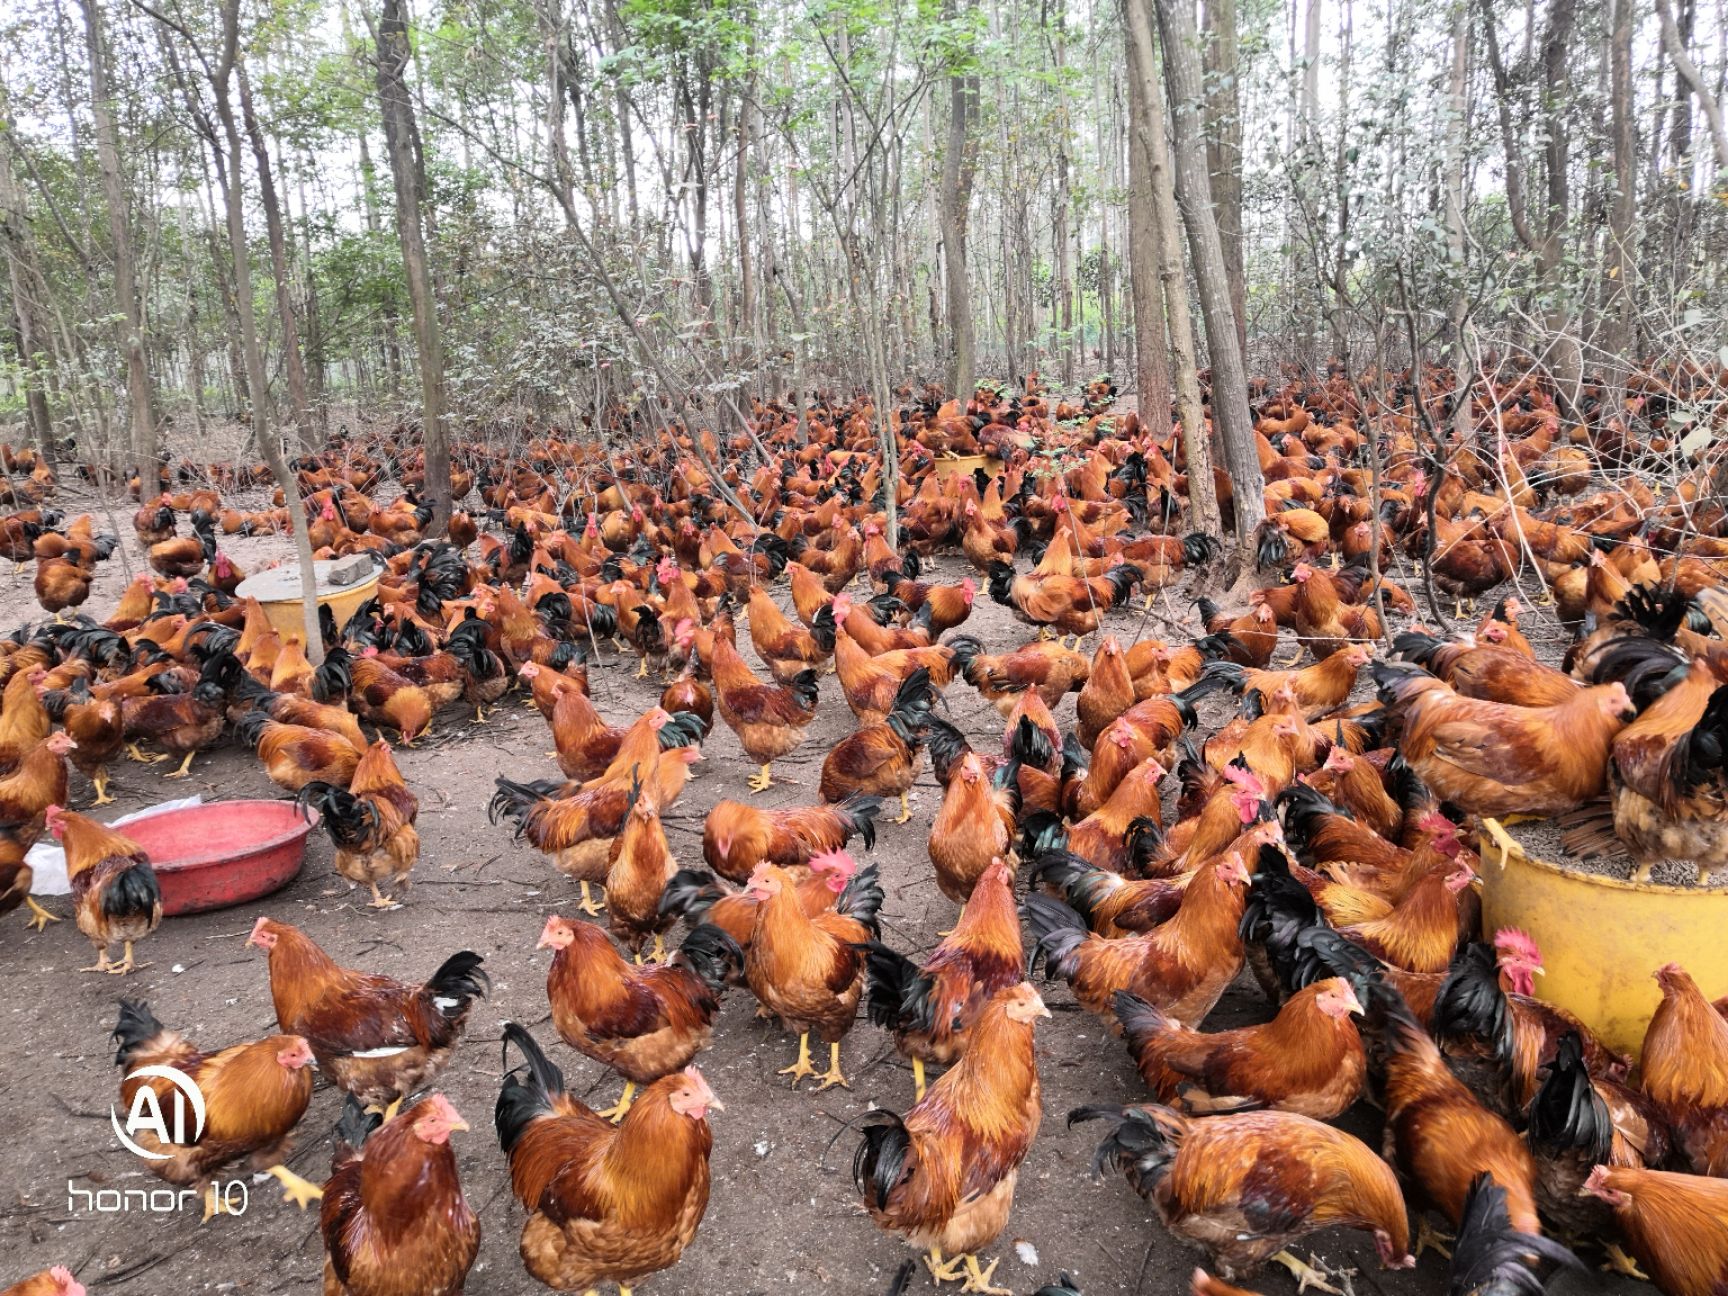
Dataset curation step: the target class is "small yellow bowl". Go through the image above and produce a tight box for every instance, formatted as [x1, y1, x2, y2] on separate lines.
[1477, 817, 1728, 1057]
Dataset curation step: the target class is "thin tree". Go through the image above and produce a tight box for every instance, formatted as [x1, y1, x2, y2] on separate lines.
[1150, 0, 1261, 556]
[1654, 0, 1728, 175]
[938, 4, 980, 402]
[369, 0, 452, 535]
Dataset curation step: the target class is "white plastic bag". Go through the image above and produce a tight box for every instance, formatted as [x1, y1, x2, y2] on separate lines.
[26, 795, 204, 895]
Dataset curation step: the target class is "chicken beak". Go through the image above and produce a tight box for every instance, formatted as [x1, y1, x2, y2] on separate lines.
[706, 1097, 725, 1113]
[447, 1116, 471, 1133]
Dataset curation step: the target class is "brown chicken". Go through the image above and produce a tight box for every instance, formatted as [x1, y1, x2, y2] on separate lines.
[865, 858, 1025, 1099]
[40, 677, 123, 805]
[854, 983, 1049, 1295]
[701, 793, 880, 883]
[0, 730, 72, 850]
[746, 584, 835, 682]
[248, 917, 487, 1110]
[234, 710, 362, 793]
[497, 1023, 716, 1294]
[1075, 1104, 1412, 1290]
[1289, 561, 1382, 659]
[119, 679, 227, 778]
[1582, 1164, 1728, 1296]
[0, 1269, 83, 1296]
[111, 999, 314, 1220]
[348, 650, 435, 743]
[1641, 962, 1728, 1176]
[709, 615, 819, 792]
[1195, 642, 1371, 718]
[743, 862, 881, 1090]
[47, 804, 160, 974]
[282, 1095, 479, 1296]
[928, 752, 1017, 901]
[1374, 661, 1636, 819]
[602, 787, 680, 958]
[1115, 977, 1366, 1119]
[951, 637, 1090, 717]
[987, 560, 1140, 643]
[819, 669, 937, 823]
[1024, 853, 1253, 1025]
[297, 740, 420, 909]
[539, 914, 741, 1119]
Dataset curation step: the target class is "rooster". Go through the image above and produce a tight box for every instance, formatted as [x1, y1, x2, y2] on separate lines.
[819, 669, 938, 824]
[247, 917, 487, 1113]
[296, 740, 419, 909]
[985, 559, 1140, 646]
[854, 983, 1049, 1295]
[709, 608, 819, 792]
[701, 792, 880, 883]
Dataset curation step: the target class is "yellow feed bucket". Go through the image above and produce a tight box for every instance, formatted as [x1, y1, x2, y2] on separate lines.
[930, 454, 1003, 482]
[234, 561, 380, 641]
[1477, 817, 1728, 1058]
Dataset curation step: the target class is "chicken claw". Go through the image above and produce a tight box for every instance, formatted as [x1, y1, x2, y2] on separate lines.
[124, 743, 166, 764]
[266, 1165, 325, 1210]
[779, 1032, 820, 1088]
[1602, 1244, 1647, 1279]
[1414, 1218, 1454, 1259]
[578, 881, 606, 916]
[813, 1041, 849, 1091]
[80, 949, 112, 974]
[635, 658, 649, 680]
[367, 883, 400, 911]
[200, 1184, 231, 1224]
[90, 770, 115, 806]
[162, 751, 197, 779]
[959, 1255, 1011, 1296]
[1479, 817, 1526, 870]
[925, 1248, 965, 1285]
[1271, 1250, 1342, 1295]
[24, 896, 59, 931]
[596, 1081, 636, 1123]
[746, 763, 775, 793]
[912, 1056, 927, 1101]
[895, 792, 911, 824]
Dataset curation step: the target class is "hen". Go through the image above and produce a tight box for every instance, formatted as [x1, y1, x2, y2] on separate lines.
[701, 792, 880, 883]
[496, 1023, 716, 1295]
[1582, 1163, 1728, 1296]
[819, 669, 938, 824]
[297, 740, 419, 909]
[1640, 961, 1728, 1176]
[47, 804, 160, 974]
[111, 999, 314, 1221]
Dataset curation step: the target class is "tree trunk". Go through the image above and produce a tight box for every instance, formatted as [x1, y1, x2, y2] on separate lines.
[0, 135, 57, 464]
[237, 62, 313, 444]
[1443, 0, 1472, 439]
[1121, 10, 1171, 431]
[1606, 0, 1636, 363]
[1151, 0, 1261, 551]
[372, 0, 451, 534]
[1202, 0, 1245, 353]
[1125, 0, 1222, 543]
[1656, 0, 1728, 173]
[355, 127, 402, 397]
[939, 24, 979, 402]
[79, 0, 155, 487]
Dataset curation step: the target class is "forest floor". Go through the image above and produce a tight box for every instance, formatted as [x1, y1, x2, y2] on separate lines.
[0, 479, 1641, 1296]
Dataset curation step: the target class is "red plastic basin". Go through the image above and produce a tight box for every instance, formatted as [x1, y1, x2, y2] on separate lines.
[119, 801, 316, 917]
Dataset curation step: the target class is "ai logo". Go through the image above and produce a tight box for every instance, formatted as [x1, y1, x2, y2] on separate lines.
[111, 1066, 206, 1160]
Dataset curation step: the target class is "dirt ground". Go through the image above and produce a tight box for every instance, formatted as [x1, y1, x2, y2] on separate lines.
[0, 484, 1639, 1296]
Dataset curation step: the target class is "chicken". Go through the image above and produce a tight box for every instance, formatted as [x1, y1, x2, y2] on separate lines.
[602, 785, 680, 958]
[247, 917, 488, 1110]
[1074, 1104, 1412, 1289]
[1336, 853, 1477, 974]
[986, 560, 1140, 643]
[709, 614, 819, 792]
[832, 622, 956, 722]
[540, 914, 741, 1120]
[46, 804, 160, 974]
[0, 667, 51, 773]
[496, 1023, 716, 1294]
[1075, 636, 1137, 749]
[119, 679, 228, 778]
[747, 584, 836, 682]
[297, 740, 420, 909]
[1024, 852, 1253, 1026]
[1640, 962, 1728, 1176]
[1392, 629, 1579, 708]
[1582, 1163, 1728, 1296]
[1289, 561, 1382, 659]
[111, 1000, 314, 1220]
[1447, 1174, 1580, 1296]
[864, 858, 1025, 1099]
[40, 677, 123, 806]
[1194, 643, 1371, 718]
[1373, 661, 1636, 819]
[0, 1269, 84, 1296]
[884, 573, 976, 636]
[291, 1096, 478, 1296]
[1114, 977, 1366, 1119]
[1371, 984, 1542, 1249]
[928, 752, 1017, 902]
[701, 792, 880, 884]
[0, 731, 72, 848]
[819, 669, 938, 824]
[950, 637, 1090, 717]
[347, 651, 435, 743]
[743, 861, 881, 1090]
[234, 710, 362, 793]
[853, 983, 1049, 1295]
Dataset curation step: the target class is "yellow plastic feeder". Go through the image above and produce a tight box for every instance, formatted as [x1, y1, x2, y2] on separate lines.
[1477, 817, 1728, 1058]
[233, 560, 380, 640]
[930, 454, 1004, 482]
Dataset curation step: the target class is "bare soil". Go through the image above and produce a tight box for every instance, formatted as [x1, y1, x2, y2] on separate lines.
[0, 492, 1635, 1296]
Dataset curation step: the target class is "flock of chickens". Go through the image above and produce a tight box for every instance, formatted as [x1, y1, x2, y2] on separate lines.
[2, 363, 1728, 1296]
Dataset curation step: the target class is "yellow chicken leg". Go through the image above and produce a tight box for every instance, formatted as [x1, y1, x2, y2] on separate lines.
[926, 1248, 965, 1285]
[578, 881, 606, 916]
[1602, 1243, 1647, 1279]
[162, 751, 196, 779]
[1414, 1218, 1454, 1259]
[266, 1165, 325, 1210]
[24, 896, 58, 931]
[90, 769, 114, 806]
[200, 1184, 228, 1224]
[1271, 1250, 1342, 1294]
[125, 743, 166, 764]
[746, 763, 774, 793]
[779, 1032, 819, 1087]
[1479, 817, 1526, 870]
[814, 1041, 849, 1090]
[110, 940, 137, 974]
[959, 1255, 1012, 1296]
[635, 657, 649, 679]
[647, 932, 666, 963]
[596, 1081, 636, 1123]
[80, 948, 111, 974]
[912, 1057, 927, 1102]
[896, 791, 911, 824]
